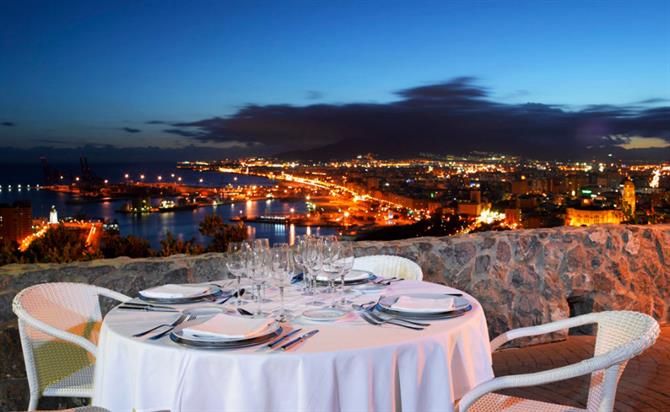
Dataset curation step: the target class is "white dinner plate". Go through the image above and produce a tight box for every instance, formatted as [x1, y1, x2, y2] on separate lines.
[379, 293, 470, 314]
[174, 319, 280, 343]
[316, 269, 372, 283]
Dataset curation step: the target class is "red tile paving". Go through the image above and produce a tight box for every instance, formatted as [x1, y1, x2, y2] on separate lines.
[491, 326, 670, 411]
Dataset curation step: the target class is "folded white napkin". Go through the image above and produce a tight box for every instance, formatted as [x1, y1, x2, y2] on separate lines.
[182, 314, 274, 339]
[391, 295, 455, 313]
[139, 284, 214, 299]
[317, 269, 370, 282]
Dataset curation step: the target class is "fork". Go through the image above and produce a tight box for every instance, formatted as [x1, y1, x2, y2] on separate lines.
[353, 304, 430, 328]
[356, 309, 424, 330]
[133, 313, 188, 338]
[149, 314, 194, 340]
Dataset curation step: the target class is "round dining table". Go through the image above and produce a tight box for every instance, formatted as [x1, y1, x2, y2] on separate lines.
[92, 280, 494, 412]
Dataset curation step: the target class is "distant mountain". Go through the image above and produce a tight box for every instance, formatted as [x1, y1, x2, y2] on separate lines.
[276, 137, 670, 162]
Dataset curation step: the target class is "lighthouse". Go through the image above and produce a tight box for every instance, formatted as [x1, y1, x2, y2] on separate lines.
[49, 205, 58, 224]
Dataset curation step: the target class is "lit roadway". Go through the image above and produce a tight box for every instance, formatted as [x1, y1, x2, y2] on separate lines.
[217, 167, 426, 218]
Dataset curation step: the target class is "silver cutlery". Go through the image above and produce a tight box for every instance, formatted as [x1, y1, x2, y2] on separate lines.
[358, 311, 424, 330]
[237, 307, 254, 316]
[280, 330, 319, 351]
[149, 314, 194, 340]
[121, 302, 177, 310]
[358, 311, 382, 327]
[267, 328, 303, 348]
[133, 312, 188, 337]
[218, 288, 245, 305]
[352, 304, 430, 327]
[353, 304, 427, 330]
[366, 309, 430, 328]
[119, 305, 179, 313]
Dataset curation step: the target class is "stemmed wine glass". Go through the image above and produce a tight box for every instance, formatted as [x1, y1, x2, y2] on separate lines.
[248, 240, 270, 316]
[254, 238, 272, 303]
[302, 237, 325, 306]
[335, 241, 356, 307]
[269, 243, 293, 321]
[321, 236, 340, 295]
[225, 241, 251, 306]
[293, 235, 311, 295]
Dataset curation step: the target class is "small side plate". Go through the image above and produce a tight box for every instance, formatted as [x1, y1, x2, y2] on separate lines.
[302, 308, 347, 322]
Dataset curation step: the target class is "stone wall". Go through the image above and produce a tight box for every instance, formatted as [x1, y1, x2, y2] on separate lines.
[1, 224, 668, 409]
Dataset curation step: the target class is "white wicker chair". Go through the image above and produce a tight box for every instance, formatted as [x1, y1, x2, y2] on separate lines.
[12, 282, 130, 411]
[458, 311, 660, 412]
[353, 255, 423, 281]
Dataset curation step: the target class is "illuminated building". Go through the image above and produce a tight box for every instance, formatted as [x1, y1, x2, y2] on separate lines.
[457, 202, 492, 217]
[0, 201, 33, 243]
[622, 179, 636, 218]
[49, 205, 58, 224]
[565, 207, 623, 227]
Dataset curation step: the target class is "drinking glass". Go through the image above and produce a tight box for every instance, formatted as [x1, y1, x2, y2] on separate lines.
[249, 243, 270, 316]
[293, 235, 310, 295]
[321, 237, 340, 295]
[303, 237, 325, 306]
[225, 241, 251, 306]
[270, 243, 293, 321]
[336, 242, 356, 306]
[254, 238, 272, 303]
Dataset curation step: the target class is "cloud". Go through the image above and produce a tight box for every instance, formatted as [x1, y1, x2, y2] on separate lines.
[2, 121, 15, 126]
[120, 127, 141, 133]
[306, 90, 324, 100]
[635, 98, 669, 105]
[161, 77, 670, 160]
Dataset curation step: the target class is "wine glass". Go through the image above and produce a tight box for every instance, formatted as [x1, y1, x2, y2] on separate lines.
[270, 243, 293, 321]
[303, 237, 325, 306]
[335, 241, 356, 307]
[321, 237, 340, 295]
[253, 238, 272, 303]
[225, 241, 251, 306]
[293, 235, 310, 295]
[249, 242, 270, 316]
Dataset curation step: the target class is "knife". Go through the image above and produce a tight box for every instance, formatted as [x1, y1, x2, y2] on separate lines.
[280, 330, 319, 351]
[267, 328, 303, 348]
[118, 305, 179, 313]
[121, 302, 177, 310]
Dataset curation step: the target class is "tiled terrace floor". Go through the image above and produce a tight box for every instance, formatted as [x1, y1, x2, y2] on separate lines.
[492, 326, 670, 411]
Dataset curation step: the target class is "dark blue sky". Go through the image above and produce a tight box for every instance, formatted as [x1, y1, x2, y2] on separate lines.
[0, 0, 669, 161]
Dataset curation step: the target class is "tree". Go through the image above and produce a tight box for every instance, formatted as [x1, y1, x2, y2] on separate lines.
[99, 230, 154, 258]
[0, 240, 21, 266]
[159, 231, 203, 256]
[23, 224, 91, 263]
[198, 214, 247, 252]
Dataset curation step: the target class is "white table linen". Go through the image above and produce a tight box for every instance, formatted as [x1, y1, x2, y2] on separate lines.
[93, 280, 493, 412]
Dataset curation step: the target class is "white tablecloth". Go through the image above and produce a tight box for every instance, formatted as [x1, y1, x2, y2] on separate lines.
[93, 280, 493, 412]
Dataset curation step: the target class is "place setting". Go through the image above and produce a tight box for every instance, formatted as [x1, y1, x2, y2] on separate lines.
[363, 292, 472, 321]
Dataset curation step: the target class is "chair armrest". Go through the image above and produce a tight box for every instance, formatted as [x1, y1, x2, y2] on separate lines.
[490, 313, 597, 351]
[458, 351, 619, 412]
[96, 287, 131, 303]
[16, 310, 98, 356]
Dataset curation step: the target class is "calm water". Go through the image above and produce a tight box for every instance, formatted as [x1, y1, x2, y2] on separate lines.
[0, 162, 337, 246]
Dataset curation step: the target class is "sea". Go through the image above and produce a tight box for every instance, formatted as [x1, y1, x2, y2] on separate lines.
[0, 162, 337, 247]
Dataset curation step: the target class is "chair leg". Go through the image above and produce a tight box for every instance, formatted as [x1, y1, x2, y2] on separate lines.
[28, 393, 39, 411]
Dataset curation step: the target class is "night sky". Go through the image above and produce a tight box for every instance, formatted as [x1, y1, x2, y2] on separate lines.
[1, 1, 669, 162]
